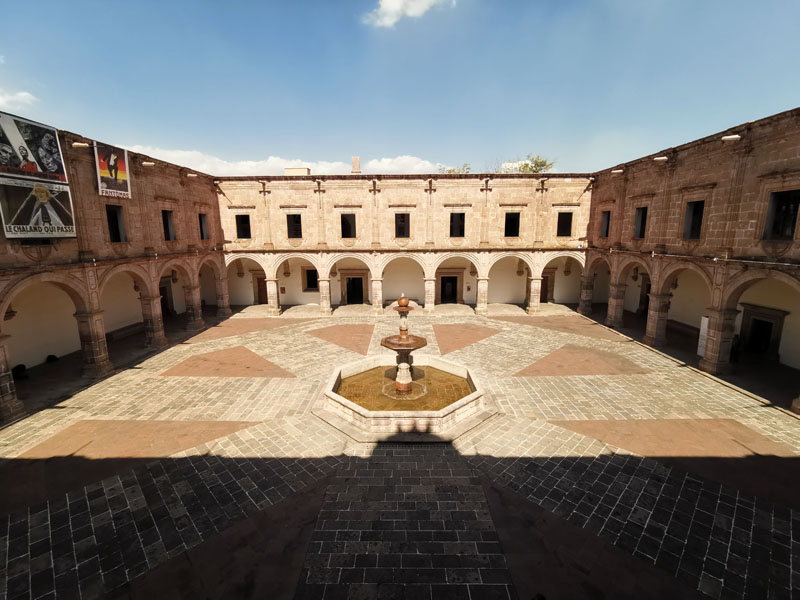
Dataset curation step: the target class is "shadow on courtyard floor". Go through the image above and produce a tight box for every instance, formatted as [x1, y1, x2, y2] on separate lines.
[584, 304, 800, 410]
[0, 430, 797, 599]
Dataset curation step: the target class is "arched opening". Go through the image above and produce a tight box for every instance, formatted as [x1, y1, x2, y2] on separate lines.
[659, 268, 713, 361]
[199, 262, 219, 312]
[434, 257, 478, 307]
[713, 276, 800, 407]
[276, 257, 320, 309]
[383, 257, 425, 307]
[100, 271, 148, 363]
[156, 264, 192, 328]
[227, 257, 266, 307]
[540, 256, 582, 308]
[588, 257, 611, 314]
[614, 260, 652, 337]
[330, 257, 372, 309]
[487, 256, 529, 313]
[4, 282, 81, 393]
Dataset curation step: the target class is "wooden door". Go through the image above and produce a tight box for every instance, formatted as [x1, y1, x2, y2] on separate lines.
[540, 276, 549, 302]
[256, 276, 267, 304]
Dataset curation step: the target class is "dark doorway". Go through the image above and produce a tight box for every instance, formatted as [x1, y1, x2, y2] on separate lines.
[441, 276, 458, 304]
[256, 276, 267, 304]
[159, 285, 173, 317]
[747, 318, 773, 353]
[346, 277, 364, 304]
[540, 276, 549, 302]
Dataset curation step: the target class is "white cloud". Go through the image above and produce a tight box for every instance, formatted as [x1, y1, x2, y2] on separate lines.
[362, 0, 456, 27]
[0, 56, 5, 64]
[123, 145, 444, 176]
[0, 89, 37, 110]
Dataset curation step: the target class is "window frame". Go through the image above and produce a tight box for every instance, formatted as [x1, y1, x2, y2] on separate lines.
[763, 190, 800, 241]
[105, 204, 127, 243]
[161, 209, 176, 242]
[340, 213, 356, 239]
[683, 200, 705, 240]
[302, 266, 319, 292]
[633, 206, 648, 240]
[198, 213, 209, 241]
[449, 212, 466, 238]
[235, 214, 252, 239]
[394, 213, 410, 238]
[556, 212, 573, 238]
[504, 212, 521, 238]
[600, 210, 611, 238]
[287, 214, 303, 239]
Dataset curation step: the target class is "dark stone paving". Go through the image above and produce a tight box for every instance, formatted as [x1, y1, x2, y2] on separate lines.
[295, 445, 516, 600]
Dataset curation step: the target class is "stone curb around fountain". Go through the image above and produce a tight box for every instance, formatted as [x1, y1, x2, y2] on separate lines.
[313, 354, 497, 443]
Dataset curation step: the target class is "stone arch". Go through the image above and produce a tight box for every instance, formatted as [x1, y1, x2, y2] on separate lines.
[655, 261, 714, 297]
[224, 252, 269, 270]
[431, 252, 482, 278]
[0, 272, 89, 320]
[534, 250, 586, 278]
[382, 255, 427, 306]
[722, 268, 800, 311]
[486, 252, 535, 280]
[271, 253, 325, 279]
[614, 256, 653, 286]
[198, 255, 222, 279]
[584, 254, 611, 278]
[328, 254, 375, 306]
[98, 263, 156, 299]
[157, 258, 196, 286]
[377, 253, 427, 279]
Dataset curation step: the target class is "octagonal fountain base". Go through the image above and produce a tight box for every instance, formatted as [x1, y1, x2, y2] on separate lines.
[314, 354, 495, 442]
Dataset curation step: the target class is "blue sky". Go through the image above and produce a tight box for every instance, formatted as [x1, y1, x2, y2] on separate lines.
[1, 0, 798, 175]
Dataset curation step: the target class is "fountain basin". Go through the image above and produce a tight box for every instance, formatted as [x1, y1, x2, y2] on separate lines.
[314, 354, 494, 442]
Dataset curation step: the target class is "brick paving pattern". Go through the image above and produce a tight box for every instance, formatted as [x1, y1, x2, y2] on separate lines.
[0, 311, 798, 599]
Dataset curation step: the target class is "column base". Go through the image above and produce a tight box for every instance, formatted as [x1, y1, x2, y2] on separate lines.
[147, 334, 169, 350]
[698, 357, 734, 376]
[216, 306, 233, 317]
[320, 307, 333, 316]
[266, 305, 281, 317]
[578, 303, 593, 316]
[790, 397, 800, 415]
[605, 317, 622, 329]
[424, 306, 435, 315]
[0, 374, 23, 422]
[642, 334, 664, 347]
[373, 306, 384, 316]
[82, 359, 115, 379]
[185, 318, 206, 331]
[475, 306, 488, 316]
[526, 306, 539, 315]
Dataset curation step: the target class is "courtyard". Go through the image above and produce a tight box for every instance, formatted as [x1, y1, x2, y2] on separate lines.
[0, 305, 797, 599]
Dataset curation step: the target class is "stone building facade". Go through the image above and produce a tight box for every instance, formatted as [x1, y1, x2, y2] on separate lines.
[1, 107, 799, 421]
[583, 108, 800, 376]
[217, 173, 592, 317]
[0, 130, 228, 420]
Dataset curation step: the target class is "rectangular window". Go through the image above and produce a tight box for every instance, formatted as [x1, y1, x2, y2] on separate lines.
[683, 200, 705, 240]
[106, 205, 127, 243]
[450, 213, 465, 238]
[235, 214, 252, 239]
[504, 212, 520, 237]
[764, 190, 800, 240]
[161, 209, 175, 241]
[634, 206, 648, 239]
[556, 212, 573, 237]
[287, 214, 302, 239]
[341, 213, 356, 238]
[600, 210, 611, 238]
[303, 268, 319, 291]
[395, 213, 410, 238]
[198, 213, 209, 240]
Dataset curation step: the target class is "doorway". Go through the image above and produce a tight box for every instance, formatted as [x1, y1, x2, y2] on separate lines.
[346, 277, 364, 304]
[255, 276, 268, 304]
[540, 276, 549, 302]
[441, 276, 458, 304]
[746, 318, 773, 353]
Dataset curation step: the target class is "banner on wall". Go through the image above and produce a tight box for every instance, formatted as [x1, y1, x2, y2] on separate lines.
[0, 177, 74, 238]
[0, 112, 68, 184]
[94, 142, 131, 198]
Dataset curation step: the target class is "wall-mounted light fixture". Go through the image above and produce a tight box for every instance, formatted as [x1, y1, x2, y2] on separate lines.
[71, 141, 90, 148]
[187, 173, 198, 177]
[142, 161, 156, 167]
[653, 156, 669, 162]
[171, 270, 178, 284]
[721, 134, 741, 142]
[611, 169, 624, 174]
[631, 267, 639, 282]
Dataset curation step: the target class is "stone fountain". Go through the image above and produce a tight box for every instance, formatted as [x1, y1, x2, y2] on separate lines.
[380, 295, 427, 394]
[314, 296, 494, 441]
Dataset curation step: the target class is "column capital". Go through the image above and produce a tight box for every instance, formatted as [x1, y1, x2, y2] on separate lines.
[371, 278, 383, 283]
[527, 276, 543, 281]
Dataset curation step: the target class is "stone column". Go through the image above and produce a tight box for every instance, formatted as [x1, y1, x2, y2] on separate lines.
[643, 293, 671, 347]
[605, 283, 626, 329]
[371, 278, 384, 315]
[182, 285, 205, 331]
[139, 295, 169, 349]
[578, 274, 594, 315]
[698, 308, 740, 375]
[319, 278, 332, 316]
[75, 310, 114, 378]
[215, 275, 232, 317]
[526, 277, 542, 314]
[0, 335, 23, 422]
[475, 277, 489, 316]
[423, 278, 436, 314]
[266, 278, 281, 316]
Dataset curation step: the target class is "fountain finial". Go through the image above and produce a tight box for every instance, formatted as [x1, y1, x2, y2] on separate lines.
[398, 295, 410, 308]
